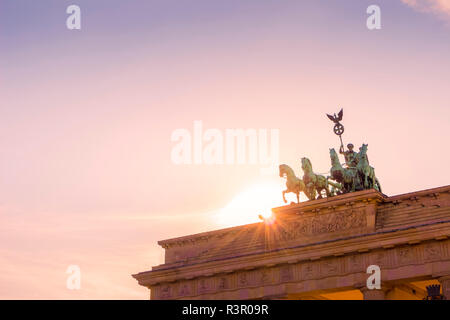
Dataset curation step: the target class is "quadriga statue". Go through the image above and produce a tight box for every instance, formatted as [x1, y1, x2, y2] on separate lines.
[279, 164, 315, 203]
[300, 158, 342, 199]
[329, 144, 381, 194]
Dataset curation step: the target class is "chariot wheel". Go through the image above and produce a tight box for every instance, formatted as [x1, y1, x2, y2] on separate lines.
[333, 123, 344, 135]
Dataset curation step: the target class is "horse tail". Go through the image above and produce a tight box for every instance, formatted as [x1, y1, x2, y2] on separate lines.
[375, 178, 382, 193]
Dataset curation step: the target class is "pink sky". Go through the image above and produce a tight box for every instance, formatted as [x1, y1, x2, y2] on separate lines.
[0, 0, 449, 299]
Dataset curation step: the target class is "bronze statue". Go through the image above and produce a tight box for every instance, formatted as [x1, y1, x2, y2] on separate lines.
[327, 108, 345, 148]
[340, 143, 358, 168]
[301, 157, 341, 199]
[356, 144, 381, 192]
[279, 164, 315, 203]
[329, 144, 381, 193]
[277, 109, 383, 203]
[329, 148, 360, 193]
[327, 108, 382, 193]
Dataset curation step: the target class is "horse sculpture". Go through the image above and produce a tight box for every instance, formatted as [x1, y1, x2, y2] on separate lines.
[357, 144, 382, 192]
[329, 145, 381, 193]
[279, 164, 315, 203]
[279, 145, 381, 203]
[329, 148, 359, 193]
[301, 157, 341, 199]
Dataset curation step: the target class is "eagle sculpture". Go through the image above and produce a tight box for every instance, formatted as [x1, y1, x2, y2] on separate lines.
[326, 108, 343, 124]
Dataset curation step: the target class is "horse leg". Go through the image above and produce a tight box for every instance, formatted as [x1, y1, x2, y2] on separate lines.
[364, 171, 369, 189]
[311, 188, 318, 200]
[282, 190, 287, 203]
[317, 188, 323, 199]
[351, 176, 356, 192]
[370, 169, 376, 189]
[375, 178, 382, 193]
[325, 186, 332, 197]
[296, 192, 300, 203]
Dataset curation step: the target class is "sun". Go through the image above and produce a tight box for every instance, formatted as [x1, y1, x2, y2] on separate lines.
[215, 181, 286, 228]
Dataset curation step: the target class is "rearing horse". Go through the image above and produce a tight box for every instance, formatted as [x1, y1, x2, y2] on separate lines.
[329, 148, 357, 193]
[279, 164, 314, 203]
[357, 144, 382, 192]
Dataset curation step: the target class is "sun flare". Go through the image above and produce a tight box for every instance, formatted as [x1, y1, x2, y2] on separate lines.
[215, 181, 286, 227]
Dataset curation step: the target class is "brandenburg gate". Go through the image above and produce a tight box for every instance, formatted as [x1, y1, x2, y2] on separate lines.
[133, 110, 450, 299]
[133, 185, 450, 300]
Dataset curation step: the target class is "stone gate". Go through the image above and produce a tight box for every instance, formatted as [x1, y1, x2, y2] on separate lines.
[133, 185, 450, 300]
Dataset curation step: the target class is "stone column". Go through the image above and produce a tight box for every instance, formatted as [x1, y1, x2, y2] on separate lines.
[357, 284, 392, 300]
[438, 276, 450, 300]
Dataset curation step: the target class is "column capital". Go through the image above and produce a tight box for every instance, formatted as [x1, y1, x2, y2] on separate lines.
[438, 275, 450, 282]
[438, 276, 450, 300]
[354, 282, 392, 292]
[355, 283, 392, 300]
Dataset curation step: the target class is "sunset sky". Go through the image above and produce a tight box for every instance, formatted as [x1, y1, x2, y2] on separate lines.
[1, 0, 449, 299]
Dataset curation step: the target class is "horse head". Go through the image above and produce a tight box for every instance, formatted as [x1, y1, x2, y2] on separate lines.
[357, 143, 368, 162]
[329, 148, 339, 165]
[279, 164, 286, 177]
[359, 143, 368, 155]
[279, 164, 294, 178]
[301, 157, 312, 172]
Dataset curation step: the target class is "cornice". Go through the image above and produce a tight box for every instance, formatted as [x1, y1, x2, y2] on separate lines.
[133, 219, 450, 286]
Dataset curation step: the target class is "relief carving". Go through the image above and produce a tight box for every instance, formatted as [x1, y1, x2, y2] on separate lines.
[348, 254, 363, 272]
[260, 269, 271, 284]
[280, 266, 293, 282]
[160, 285, 171, 298]
[397, 247, 415, 265]
[275, 209, 367, 241]
[321, 259, 339, 276]
[301, 262, 316, 280]
[179, 282, 191, 296]
[238, 273, 248, 287]
[423, 243, 441, 261]
[218, 277, 228, 290]
[371, 250, 389, 268]
[198, 278, 212, 293]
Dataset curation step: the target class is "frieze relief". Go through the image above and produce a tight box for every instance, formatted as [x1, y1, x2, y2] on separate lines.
[423, 242, 442, 262]
[274, 209, 367, 242]
[159, 284, 172, 299]
[198, 277, 214, 294]
[396, 246, 417, 266]
[153, 239, 450, 299]
[161, 225, 264, 250]
[320, 259, 340, 276]
[260, 268, 272, 285]
[348, 254, 364, 273]
[218, 276, 229, 290]
[165, 207, 372, 264]
[280, 265, 294, 282]
[237, 271, 257, 288]
[178, 282, 192, 297]
[162, 226, 266, 263]
[367, 250, 392, 269]
[300, 262, 317, 280]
